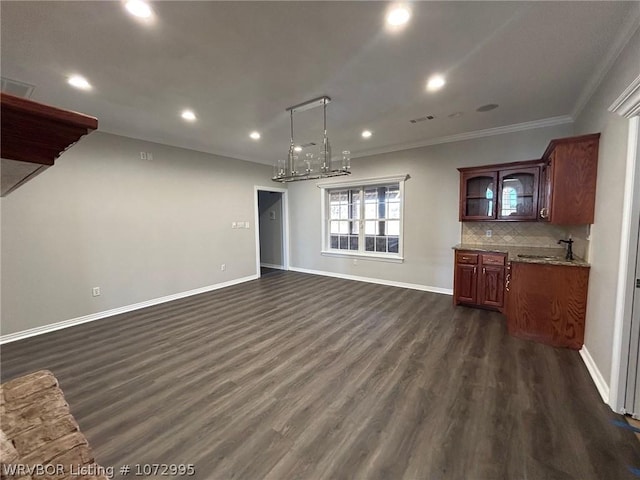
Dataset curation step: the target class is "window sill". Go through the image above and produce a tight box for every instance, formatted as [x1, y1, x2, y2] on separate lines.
[321, 250, 404, 263]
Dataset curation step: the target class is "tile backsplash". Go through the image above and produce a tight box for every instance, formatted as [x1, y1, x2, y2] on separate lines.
[461, 222, 590, 260]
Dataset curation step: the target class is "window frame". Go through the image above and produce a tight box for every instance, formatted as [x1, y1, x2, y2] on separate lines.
[319, 175, 407, 263]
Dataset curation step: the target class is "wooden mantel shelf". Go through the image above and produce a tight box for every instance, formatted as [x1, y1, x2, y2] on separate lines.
[1, 92, 98, 196]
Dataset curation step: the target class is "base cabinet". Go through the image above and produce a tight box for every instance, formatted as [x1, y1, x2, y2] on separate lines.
[454, 251, 506, 310]
[504, 262, 590, 350]
[479, 265, 505, 308]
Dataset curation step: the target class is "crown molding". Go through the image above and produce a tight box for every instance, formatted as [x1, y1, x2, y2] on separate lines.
[609, 74, 640, 119]
[572, 5, 640, 120]
[351, 115, 574, 160]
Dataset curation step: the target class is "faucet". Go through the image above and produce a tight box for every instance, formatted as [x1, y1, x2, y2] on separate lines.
[557, 238, 574, 261]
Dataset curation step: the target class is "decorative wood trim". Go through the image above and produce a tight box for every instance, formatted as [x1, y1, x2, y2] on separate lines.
[609, 74, 640, 118]
[458, 158, 541, 173]
[1, 92, 98, 165]
[289, 266, 453, 296]
[0, 274, 259, 345]
[541, 133, 601, 160]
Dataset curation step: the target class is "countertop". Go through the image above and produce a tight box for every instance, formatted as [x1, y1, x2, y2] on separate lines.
[452, 243, 590, 267]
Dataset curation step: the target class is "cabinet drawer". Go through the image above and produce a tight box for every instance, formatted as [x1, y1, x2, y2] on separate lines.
[456, 252, 478, 264]
[481, 254, 505, 266]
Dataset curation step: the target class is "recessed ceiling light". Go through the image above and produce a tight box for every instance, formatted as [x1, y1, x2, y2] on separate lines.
[125, 0, 153, 19]
[386, 6, 411, 27]
[448, 112, 463, 118]
[181, 110, 196, 121]
[67, 75, 92, 90]
[250, 131, 261, 140]
[361, 130, 372, 138]
[294, 145, 302, 152]
[426, 75, 446, 92]
[477, 103, 499, 112]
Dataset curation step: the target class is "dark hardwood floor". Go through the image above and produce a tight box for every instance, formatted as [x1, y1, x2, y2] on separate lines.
[2, 271, 640, 479]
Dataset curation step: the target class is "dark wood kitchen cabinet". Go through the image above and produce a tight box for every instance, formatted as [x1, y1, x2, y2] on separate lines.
[1, 92, 98, 196]
[538, 133, 600, 224]
[504, 261, 590, 350]
[459, 160, 540, 222]
[459, 170, 497, 220]
[454, 250, 506, 310]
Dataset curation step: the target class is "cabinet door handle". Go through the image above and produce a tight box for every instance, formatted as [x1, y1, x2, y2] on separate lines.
[473, 266, 477, 275]
[505, 273, 511, 292]
[482, 267, 486, 275]
[540, 207, 548, 219]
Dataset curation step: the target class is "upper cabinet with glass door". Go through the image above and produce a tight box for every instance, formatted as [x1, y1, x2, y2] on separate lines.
[459, 161, 541, 222]
[459, 170, 497, 221]
[497, 167, 539, 220]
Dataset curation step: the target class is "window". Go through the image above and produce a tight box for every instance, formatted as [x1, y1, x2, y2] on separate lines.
[322, 176, 406, 261]
[501, 186, 518, 216]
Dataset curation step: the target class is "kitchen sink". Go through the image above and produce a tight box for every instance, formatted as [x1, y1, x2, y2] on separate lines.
[517, 254, 565, 261]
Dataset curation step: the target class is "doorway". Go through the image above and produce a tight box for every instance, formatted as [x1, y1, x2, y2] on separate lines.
[254, 186, 289, 277]
[613, 114, 640, 415]
[627, 221, 640, 416]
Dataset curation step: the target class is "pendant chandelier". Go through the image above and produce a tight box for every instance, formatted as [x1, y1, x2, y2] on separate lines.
[272, 95, 351, 183]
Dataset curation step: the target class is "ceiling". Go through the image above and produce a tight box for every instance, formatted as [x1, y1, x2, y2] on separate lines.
[1, 1, 636, 166]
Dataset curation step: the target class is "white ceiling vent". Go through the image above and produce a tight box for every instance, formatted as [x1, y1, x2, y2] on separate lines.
[409, 115, 435, 124]
[1, 77, 35, 98]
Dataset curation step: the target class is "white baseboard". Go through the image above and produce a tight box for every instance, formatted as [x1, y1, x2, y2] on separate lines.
[0, 274, 259, 345]
[260, 263, 285, 270]
[288, 266, 453, 296]
[580, 346, 610, 404]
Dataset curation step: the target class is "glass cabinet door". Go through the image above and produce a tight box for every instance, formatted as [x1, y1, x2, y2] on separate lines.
[461, 172, 497, 220]
[497, 167, 539, 220]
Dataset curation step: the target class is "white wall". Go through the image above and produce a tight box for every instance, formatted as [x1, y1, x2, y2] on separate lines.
[258, 191, 284, 267]
[288, 124, 573, 290]
[574, 28, 640, 389]
[1, 132, 272, 336]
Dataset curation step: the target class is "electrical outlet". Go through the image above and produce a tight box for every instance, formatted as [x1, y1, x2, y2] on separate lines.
[353, 259, 358, 266]
[221, 264, 226, 271]
[232, 222, 237, 229]
[486, 229, 492, 238]
[245, 221, 250, 229]
[147, 152, 153, 160]
[140, 152, 147, 160]
[92, 287, 101, 297]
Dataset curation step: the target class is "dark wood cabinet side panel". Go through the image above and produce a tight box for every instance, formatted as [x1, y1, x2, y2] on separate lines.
[506, 262, 589, 350]
[562, 268, 590, 349]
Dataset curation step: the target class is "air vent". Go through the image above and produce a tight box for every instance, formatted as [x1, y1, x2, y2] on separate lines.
[1, 77, 35, 98]
[409, 115, 435, 124]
